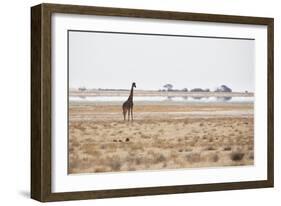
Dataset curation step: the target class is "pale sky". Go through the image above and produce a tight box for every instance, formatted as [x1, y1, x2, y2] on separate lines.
[69, 31, 255, 92]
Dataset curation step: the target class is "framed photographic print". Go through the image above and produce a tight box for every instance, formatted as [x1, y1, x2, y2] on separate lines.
[31, 3, 274, 202]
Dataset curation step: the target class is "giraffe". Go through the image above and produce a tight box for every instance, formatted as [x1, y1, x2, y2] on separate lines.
[122, 82, 136, 121]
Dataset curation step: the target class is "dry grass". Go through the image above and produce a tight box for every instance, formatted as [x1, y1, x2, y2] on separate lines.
[68, 102, 254, 174]
[230, 152, 245, 161]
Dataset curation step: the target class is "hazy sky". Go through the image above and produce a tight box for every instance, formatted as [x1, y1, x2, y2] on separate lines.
[69, 31, 255, 92]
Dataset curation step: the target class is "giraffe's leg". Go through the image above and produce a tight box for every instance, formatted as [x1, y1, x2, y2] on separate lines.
[131, 107, 133, 121]
[123, 109, 126, 121]
[127, 108, 130, 121]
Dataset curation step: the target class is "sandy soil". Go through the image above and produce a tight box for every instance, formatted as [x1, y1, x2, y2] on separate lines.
[68, 102, 254, 174]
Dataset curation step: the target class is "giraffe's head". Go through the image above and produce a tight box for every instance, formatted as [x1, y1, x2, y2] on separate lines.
[132, 82, 136, 88]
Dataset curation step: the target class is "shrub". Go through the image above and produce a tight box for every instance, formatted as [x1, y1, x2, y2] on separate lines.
[210, 154, 219, 162]
[154, 154, 166, 164]
[186, 153, 201, 163]
[206, 146, 216, 151]
[230, 152, 244, 161]
[223, 146, 232, 151]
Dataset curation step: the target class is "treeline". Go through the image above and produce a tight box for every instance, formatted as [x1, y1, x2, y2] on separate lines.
[160, 84, 232, 92]
[76, 84, 233, 92]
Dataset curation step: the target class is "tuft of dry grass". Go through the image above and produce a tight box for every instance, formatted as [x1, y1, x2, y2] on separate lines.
[94, 167, 108, 173]
[209, 153, 219, 162]
[205, 146, 216, 151]
[223, 146, 232, 151]
[158, 129, 164, 133]
[230, 152, 245, 161]
[108, 156, 122, 171]
[139, 132, 151, 139]
[185, 148, 193, 152]
[71, 141, 80, 148]
[186, 153, 201, 163]
[82, 144, 101, 156]
[248, 152, 254, 160]
[153, 154, 166, 164]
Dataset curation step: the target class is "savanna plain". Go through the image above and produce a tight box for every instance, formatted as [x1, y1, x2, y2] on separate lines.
[68, 92, 254, 174]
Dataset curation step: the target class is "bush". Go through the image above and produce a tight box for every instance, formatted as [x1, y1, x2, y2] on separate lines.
[230, 152, 244, 161]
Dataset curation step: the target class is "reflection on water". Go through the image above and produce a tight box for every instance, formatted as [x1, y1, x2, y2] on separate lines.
[216, 96, 232, 101]
[78, 95, 86, 99]
[167, 96, 175, 100]
[191, 96, 204, 100]
[167, 96, 233, 102]
[69, 95, 253, 103]
[171, 96, 233, 102]
[163, 96, 235, 102]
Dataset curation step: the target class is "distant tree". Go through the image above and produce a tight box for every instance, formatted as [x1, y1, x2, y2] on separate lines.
[78, 87, 86, 92]
[190, 88, 205, 92]
[182, 88, 188, 92]
[215, 85, 232, 92]
[163, 84, 173, 91]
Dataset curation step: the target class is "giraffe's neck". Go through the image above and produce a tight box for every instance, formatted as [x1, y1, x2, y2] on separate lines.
[128, 85, 134, 101]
